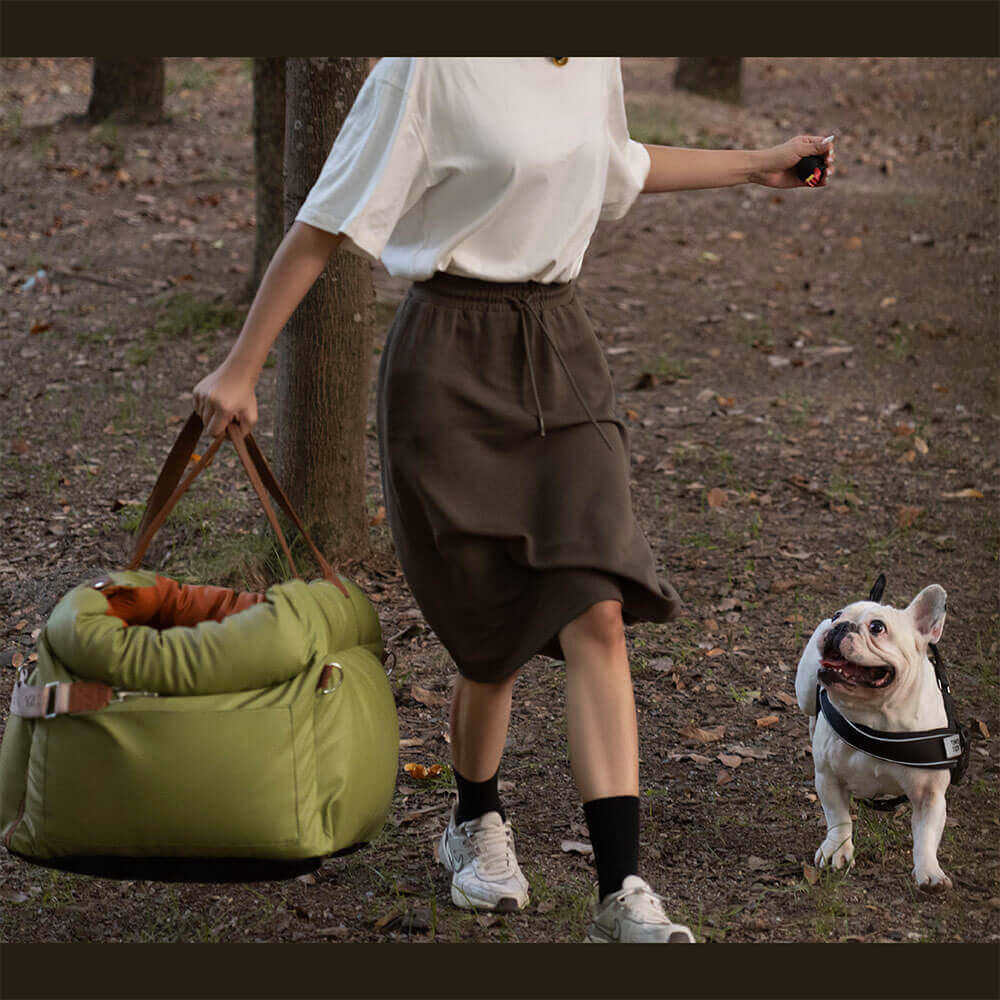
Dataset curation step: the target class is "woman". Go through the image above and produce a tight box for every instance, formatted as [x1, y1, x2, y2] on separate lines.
[194, 57, 833, 944]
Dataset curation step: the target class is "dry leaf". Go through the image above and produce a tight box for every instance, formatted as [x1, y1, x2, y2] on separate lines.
[403, 763, 428, 779]
[896, 505, 924, 528]
[716, 770, 733, 785]
[536, 900, 557, 914]
[803, 864, 820, 885]
[773, 691, 798, 708]
[755, 715, 780, 728]
[728, 745, 771, 760]
[914, 436, 929, 455]
[880, 296, 897, 308]
[706, 487, 727, 509]
[29, 321, 51, 335]
[561, 839, 594, 856]
[716, 395, 735, 408]
[625, 408, 640, 422]
[706, 648, 726, 658]
[399, 737, 425, 748]
[975, 719, 990, 740]
[941, 488, 984, 500]
[679, 723, 726, 744]
[845, 236, 863, 250]
[374, 909, 402, 930]
[370, 505, 386, 526]
[718, 754, 742, 768]
[411, 684, 448, 708]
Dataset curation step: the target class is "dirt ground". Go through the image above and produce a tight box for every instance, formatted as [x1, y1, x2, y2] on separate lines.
[0, 57, 997, 947]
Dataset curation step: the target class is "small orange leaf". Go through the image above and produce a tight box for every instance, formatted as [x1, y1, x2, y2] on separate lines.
[403, 763, 428, 779]
[427, 764, 443, 777]
[370, 505, 386, 526]
[706, 487, 727, 509]
[625, 408, 640, 422]
[755, 715, 780, 728]
[975, 719, 990, 740]
[896, 505, 924, 529]
[706, 647, 726, 658]
[29, 321, 51, 335]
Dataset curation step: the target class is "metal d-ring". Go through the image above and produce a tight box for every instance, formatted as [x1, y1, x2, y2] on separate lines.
[318, 661, 344, 695]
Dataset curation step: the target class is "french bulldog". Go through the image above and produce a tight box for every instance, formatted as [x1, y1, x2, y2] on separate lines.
[795, 581, 956, 892]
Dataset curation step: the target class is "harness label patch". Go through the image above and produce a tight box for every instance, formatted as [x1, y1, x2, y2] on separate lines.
[943, 734, 962, 759]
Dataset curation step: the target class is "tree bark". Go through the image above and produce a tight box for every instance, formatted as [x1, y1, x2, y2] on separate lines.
[87, 57, 165, 124]
[673, 57, 743, 105]
[277, 57, 375, 565]
[246, 58, 286, 302]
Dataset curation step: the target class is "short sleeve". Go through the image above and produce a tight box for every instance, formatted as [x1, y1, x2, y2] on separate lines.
[600, 59, 651, 222]
[294, 59, 431, 262]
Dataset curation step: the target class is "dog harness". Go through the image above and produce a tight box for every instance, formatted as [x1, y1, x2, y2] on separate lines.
[816, 643, 970, 809]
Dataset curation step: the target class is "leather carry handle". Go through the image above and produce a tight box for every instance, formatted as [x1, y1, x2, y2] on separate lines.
[128, 413, 349, 598]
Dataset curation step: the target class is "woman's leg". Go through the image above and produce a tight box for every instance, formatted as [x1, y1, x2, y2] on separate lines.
[449, 671, 518, 783]
[559, 600, 638, 801]
[559, 600, 694, 942]
[440, 669, 530, 911]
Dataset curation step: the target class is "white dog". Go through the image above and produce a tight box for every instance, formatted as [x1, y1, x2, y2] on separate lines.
[795, 576, 967, 892]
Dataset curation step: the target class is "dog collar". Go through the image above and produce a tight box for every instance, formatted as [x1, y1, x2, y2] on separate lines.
[815, 644, 969, 782]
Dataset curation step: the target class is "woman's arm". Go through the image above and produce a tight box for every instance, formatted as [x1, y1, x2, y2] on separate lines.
[193, 221, 344, 437]
[642, 135, 835, 193]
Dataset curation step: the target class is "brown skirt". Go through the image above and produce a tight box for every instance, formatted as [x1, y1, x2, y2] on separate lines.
[375, 272, 680, 683]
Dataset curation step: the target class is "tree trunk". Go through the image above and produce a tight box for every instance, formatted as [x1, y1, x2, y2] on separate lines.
[277, 57, 375, 565]
[87, 57, 165, 124]
[673, 57, 743, 105]
[245, 58, 286, 302]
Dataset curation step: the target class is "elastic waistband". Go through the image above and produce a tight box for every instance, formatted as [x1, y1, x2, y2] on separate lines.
[409, 272, 575, 310]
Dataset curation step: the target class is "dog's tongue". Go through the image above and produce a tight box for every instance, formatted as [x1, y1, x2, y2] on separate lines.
[821, 657, 867, 681]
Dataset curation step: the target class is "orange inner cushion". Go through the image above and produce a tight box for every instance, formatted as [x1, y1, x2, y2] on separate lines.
[96, 576, 267, 629]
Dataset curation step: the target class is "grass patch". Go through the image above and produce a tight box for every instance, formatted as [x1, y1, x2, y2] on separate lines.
[626, 110, 686, 148]
[641, 355, 689, 381]
[125, 292, 244, 367]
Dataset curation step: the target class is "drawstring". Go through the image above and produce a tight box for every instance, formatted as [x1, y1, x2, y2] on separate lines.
[505, 294, 615, 452]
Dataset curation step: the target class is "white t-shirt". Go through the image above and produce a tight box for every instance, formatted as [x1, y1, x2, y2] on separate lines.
[294, 57, 651, 284]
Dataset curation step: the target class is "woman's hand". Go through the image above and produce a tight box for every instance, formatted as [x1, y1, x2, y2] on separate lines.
[749, 135, 836, 189]
[192, 361, 258, 439]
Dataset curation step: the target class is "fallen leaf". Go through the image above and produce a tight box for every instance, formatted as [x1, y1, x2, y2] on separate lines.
[648, 656, 674, 672]
[701, 251, 721, 262]
[402, 763, 428, 779]
[9, 439, 29, 456]
[767, 355, 791, 368]
[705, 648, 726, 658]
[716, 395, 735, 408]
[561, 839, 594, 856]
[772, 691, 798, 708]
[29, 321, 51, 335]
[755, 715, 780, 728]
[625, 408, 640, 422]
[374, 909, 403, 930]
[706, 487, 727, 509]
[369, 505, 386, 526]
[536, 900, 557, 914]
[845, 236, 863, 250]
[880, 296, 897, 308]
[975, 719, 990, 740]
[718, 754, 742, 768]
[411, 684, 448, 708]
[728, 745, 771, 760]
[727, 230, 745, 241]
[913, 436, 929, 455]
[896, 505, 924, 529]
[315, 926, 350, 938]
[940, 488, 984, 500]
[399, 737, 425, 748]
[716, 770, 733, 785]
[679, 723, 726, 744]
[803, 864, 820, 885]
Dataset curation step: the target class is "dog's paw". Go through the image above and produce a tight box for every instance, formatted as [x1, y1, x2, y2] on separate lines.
[914, 867, 952, 893]
[815, 837, 854, 871]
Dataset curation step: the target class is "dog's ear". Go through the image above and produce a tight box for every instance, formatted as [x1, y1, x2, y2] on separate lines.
[868, 573, 886, 604]
[906, 584, 947, 644]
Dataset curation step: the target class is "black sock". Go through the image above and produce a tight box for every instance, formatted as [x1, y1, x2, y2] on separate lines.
[454, 767, 505, 825]
[583, 795, 640, 901]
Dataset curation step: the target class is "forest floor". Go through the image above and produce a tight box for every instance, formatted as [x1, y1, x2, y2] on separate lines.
[0, 56, 997, 947]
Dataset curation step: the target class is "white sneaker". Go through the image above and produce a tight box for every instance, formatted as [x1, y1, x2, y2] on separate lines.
[585, 875, 696, 943]
[438, 808, 530, 912]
